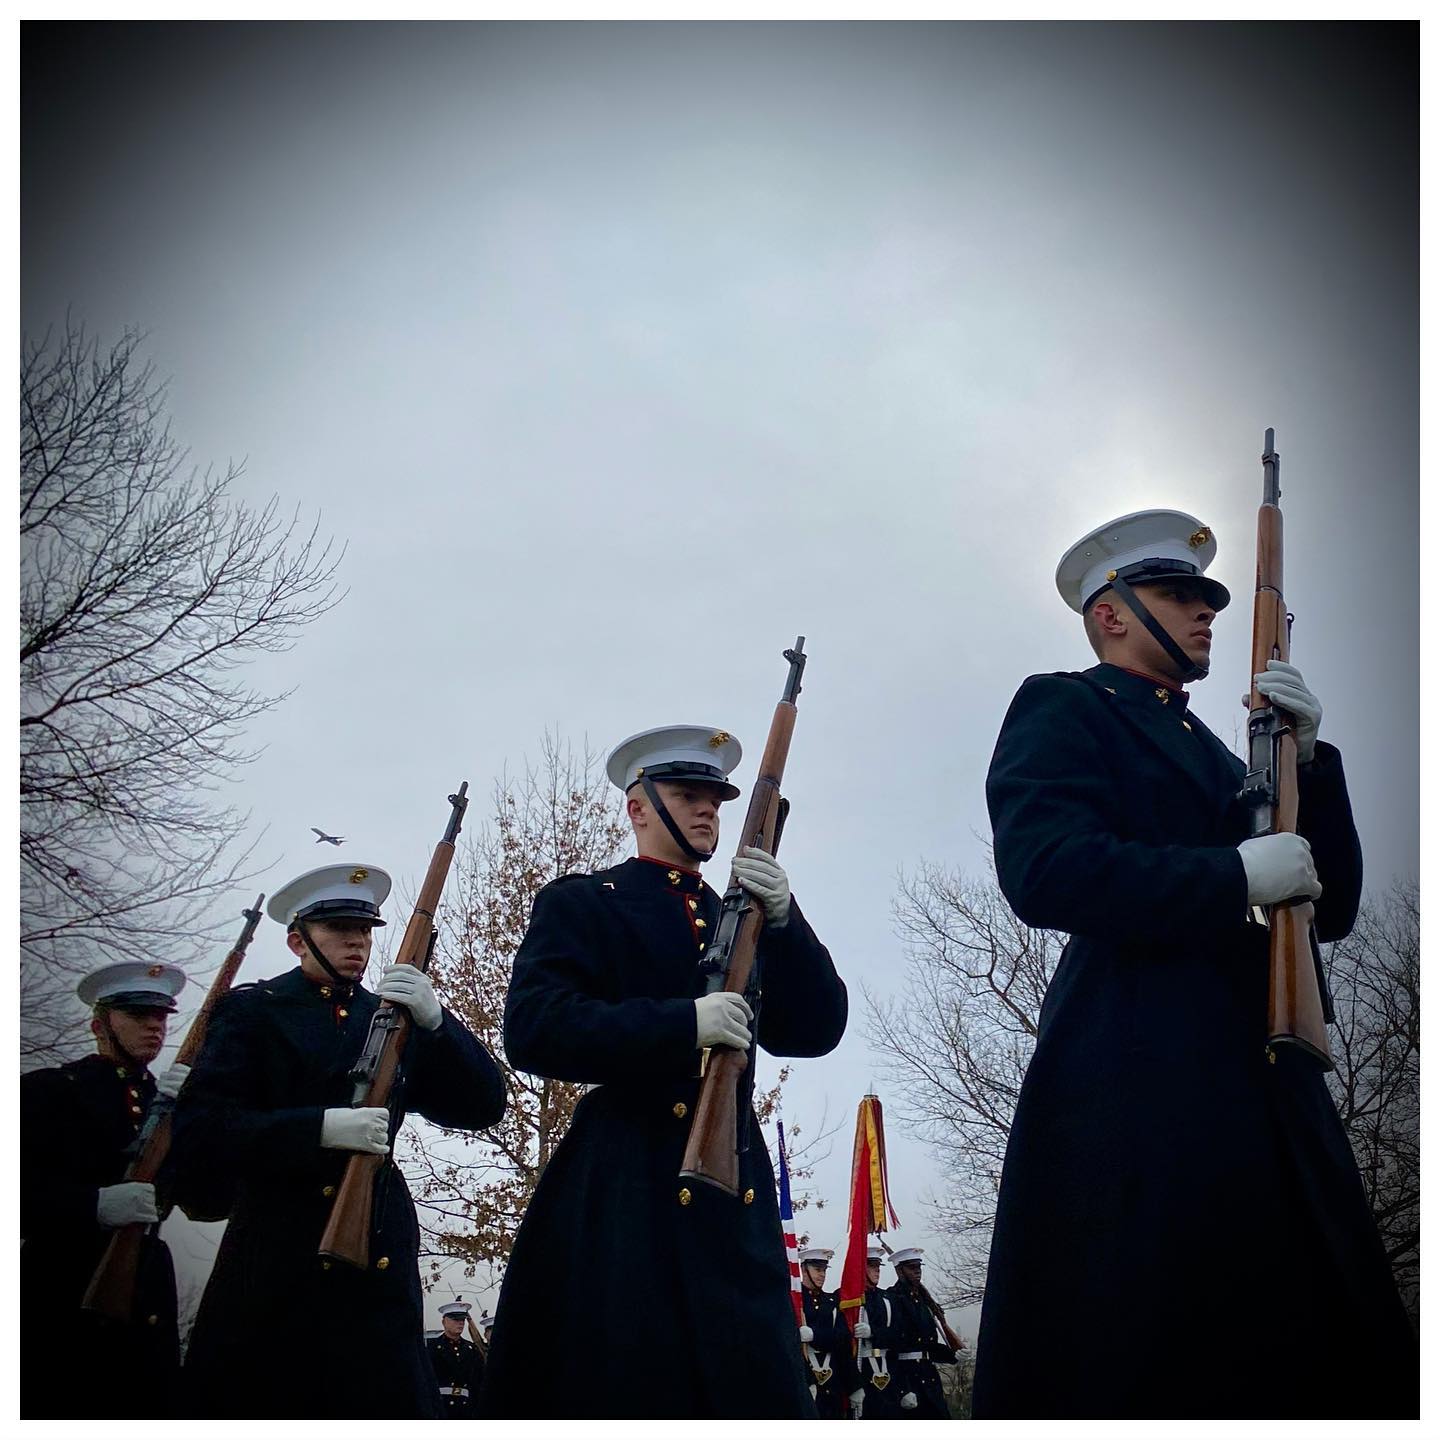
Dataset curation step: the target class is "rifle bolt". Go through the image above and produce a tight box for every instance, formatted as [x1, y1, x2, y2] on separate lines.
[376, 1256, 390, 1270]
[743, 1189, 754, 1205]
[322, 1186, 335, 1198]
[678, 1188, 692, 1206]
[672, 1103, 687, 1119]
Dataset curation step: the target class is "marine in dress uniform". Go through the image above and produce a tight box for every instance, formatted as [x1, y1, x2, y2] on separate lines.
[972, 511, 1417, 1418]
[854, 1244, 900, 1420]
[481, 725, 848, 1418]
[797, 1246, 862, 1418]
[428, 1297, 485, 1418]
[886, 1248, 956, 1418]
[172, 864, 506, 1418]
[21, 961, 190, 1418]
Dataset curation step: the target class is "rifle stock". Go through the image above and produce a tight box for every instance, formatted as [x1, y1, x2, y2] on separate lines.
[318, 784, 468, 1268]
[82, 893, 265, 1324]
[679, 639, 806, 1198]
[1244, 430, 1333, 1069]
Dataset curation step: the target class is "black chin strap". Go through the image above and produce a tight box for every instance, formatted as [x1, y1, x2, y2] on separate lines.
[639, 774, 714, 863]
[99, 1011, 145, 1075]
[295, 915, 352, 988]
[1106, 575, 1209, 683]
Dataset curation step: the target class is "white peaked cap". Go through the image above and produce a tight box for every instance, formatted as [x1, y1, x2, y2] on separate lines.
[888, 1247, 925, 1266]
[1055, 509, 1229, 615]
[605, 725, 743, 800]
[438, 1298, 472, 1318]
[798, 1246, 835, 1264]
[267, 863, 392, 927]
[76, 961, 187, 1010]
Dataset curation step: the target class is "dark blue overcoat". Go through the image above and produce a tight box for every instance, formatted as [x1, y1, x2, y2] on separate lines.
[973, 663, 1415, 1418]
[480, 855, 847, 1418]
[21, 1054, 180, 1417]
[172, 965, 505, 1418]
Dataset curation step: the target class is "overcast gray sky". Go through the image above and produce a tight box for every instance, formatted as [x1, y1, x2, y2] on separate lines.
[22, 20, 1417, 1340]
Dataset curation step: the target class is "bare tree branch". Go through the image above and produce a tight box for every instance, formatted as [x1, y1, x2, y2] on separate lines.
[20, 319, 346, 1063]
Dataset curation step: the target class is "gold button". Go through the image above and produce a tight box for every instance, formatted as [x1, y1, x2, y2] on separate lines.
[115, 1067, 127, 1078]
[322, 1260, 332, 1270]
[678, 1188, 692, 1206]
[672, 1102, 687, 1119]
[147, 1314, 158, 1325]
[131, 1105, 143, 1115]
[1106, 568, 1117, 580]
[668, 870, 681, 884]
[376, 1256, 390, 1270]
[688, 899, 698, 911]
[322, 1185, 335, 1198]
[695, 918, 706, 929]
[320, 987, 332, 998]
[698, 942, 705, 950]
[1182, 720, 1192, 731]
[338, 1008, 349, 1018]
[743, 1188, 755, 1205]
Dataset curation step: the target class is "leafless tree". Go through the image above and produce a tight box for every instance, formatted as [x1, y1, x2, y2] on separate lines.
[868, 861, 1420, 1321]
[864, 857, 1062, 1307]
[1324, 880, 1419, 1323]
[402, 732, 830, 1289]
[20, 320, 345, 1063]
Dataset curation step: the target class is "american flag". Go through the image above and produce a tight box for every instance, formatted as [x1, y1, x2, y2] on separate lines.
[776, 1120, 805, 1327]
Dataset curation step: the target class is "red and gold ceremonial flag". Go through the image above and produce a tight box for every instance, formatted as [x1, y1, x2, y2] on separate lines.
[837, 1093, 899, 1332]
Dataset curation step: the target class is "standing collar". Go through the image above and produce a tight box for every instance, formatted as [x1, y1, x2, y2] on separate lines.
[1092, 662, 1192, 714]
[628, 855, 708, 896]
[273, 965, 357, 1001]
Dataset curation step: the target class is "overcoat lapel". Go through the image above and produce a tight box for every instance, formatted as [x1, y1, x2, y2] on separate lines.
[1079, 666, 1228, 813]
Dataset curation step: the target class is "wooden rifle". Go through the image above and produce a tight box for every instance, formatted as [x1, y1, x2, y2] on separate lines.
[678, 638, 807, 1198]
[1239, 429, 1334, 1068]
[318, 783, 468, 1267]
[82, 893, 265, 1323]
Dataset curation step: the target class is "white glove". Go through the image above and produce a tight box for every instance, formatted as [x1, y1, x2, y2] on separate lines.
[694, 991, 752, 1051]
[321, 1106, 390, 1154]
[97, 1181, 159, 1228]
[731, 847, 791, 927]
[901, 1392, 918, 1410]
[376, 964, 442, 1031]
[798, 1324, 815, 1344]
[849, 1389, 866, 1407]
[155, 1063, 190, 1099]
[853, 1320, 872, 1339]
[1239, 833, 1322, 905]
[1249, 659, 1322, 763]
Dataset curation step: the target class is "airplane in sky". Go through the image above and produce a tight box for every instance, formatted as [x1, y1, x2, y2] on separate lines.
[311, 828, 345, 845]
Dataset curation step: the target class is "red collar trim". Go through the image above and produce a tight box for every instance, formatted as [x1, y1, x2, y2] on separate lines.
[635, 854, 702, 877]
[1117, 666, 1188, 698]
